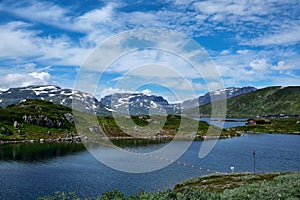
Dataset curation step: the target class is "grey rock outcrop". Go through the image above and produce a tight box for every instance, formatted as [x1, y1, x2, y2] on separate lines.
[22, 114, 65, 128]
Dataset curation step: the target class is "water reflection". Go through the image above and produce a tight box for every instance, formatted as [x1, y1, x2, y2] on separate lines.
[0, 139, 169, 162]
[0, 142, 86, 162]
[110, 138, 169, 148]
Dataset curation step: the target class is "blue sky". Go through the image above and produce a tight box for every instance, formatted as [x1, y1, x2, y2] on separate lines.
[0, 0, 299, 102]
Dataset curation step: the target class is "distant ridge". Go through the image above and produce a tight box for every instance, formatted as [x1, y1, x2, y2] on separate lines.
[181, 86, 257, 109]
[183, 86, 300, 117]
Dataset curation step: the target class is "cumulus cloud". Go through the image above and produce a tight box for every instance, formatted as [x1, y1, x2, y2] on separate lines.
[213, 48, 300, 87]
[0, 72, 51, 88]
[249, 59, 270, 71]
[141, 89, 152, 95]
[98, 87, 133, 98]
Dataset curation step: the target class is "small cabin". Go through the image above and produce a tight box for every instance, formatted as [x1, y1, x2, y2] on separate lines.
[246, 118, 256, 125]
[246, 118, 271, 125]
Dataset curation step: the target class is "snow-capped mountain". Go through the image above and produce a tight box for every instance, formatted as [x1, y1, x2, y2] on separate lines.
[100, 93, 180, 115]
[0, 85, 257, 116]
[0, 85, 111, 115]
[181, 86, 257, 109]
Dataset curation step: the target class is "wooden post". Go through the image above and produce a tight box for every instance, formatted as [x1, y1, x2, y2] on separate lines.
[253, 150, 256, 174]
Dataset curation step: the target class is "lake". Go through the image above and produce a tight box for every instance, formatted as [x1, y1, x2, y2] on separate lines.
[0, 133, 299, 199]
[195, 118, 248, 128]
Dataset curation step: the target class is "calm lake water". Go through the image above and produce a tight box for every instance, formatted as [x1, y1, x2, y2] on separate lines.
[0, 133, 299, 199]
[195, 118, 248, 128]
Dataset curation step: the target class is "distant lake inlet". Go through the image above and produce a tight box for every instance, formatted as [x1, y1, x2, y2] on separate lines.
[194, 118, 248, 128]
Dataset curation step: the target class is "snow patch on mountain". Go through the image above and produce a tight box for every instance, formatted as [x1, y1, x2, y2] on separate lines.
[100, 93, 178, 115]
[0, 85, 111, 116]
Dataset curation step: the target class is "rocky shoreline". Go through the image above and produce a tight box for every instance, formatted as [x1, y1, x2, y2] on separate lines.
[0, 133, 242, 145]
[0, 135, 84, 144]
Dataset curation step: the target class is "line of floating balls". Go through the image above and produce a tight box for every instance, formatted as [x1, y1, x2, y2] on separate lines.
[92, 139, 228, 175]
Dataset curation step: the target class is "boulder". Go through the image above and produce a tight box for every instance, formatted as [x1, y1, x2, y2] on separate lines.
[13, 121, 20, 128]
[64, 113, 75, 124]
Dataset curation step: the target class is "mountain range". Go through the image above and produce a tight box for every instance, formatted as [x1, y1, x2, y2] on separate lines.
[0, 85, 257, 116]
[0, 85, 111, 116]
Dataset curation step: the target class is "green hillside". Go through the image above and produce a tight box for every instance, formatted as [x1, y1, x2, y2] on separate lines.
[184, 86, 300, 118]
[0, 100, 239, 141]
[0, 100, 76, 141]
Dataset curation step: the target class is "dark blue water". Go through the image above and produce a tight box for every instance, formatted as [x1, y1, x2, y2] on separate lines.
[0, 134, 299, 199]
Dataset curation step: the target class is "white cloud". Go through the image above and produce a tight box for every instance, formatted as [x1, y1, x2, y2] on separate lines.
[74, 3, 117, 32]
[0, 72, 51, 88]
[193, 1, 224, 15]
[141, 89, 152, 95]
[0, 1, 72, 31]
[249, 59, 270, 71]
[220, 50, 230, 55]
[1, 0, 298, 47]
[0, 21, 91, 66]
[98, 87, 133, 98]
[245, 25, 300, 46]
[213, 48, 300, 87]
[193, 0, 269, 22]
[0, 22, 39, 58]
[271, 61, 296, 75]
[7, 1, 66, 22]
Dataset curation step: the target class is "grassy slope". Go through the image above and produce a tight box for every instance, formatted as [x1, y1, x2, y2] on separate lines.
[39, 172, 300, 199]
[184, 86, 300, 118]
[174, 172, 300, 199]
[174, 172, 290, 192]
[98, 115, 239, 138]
